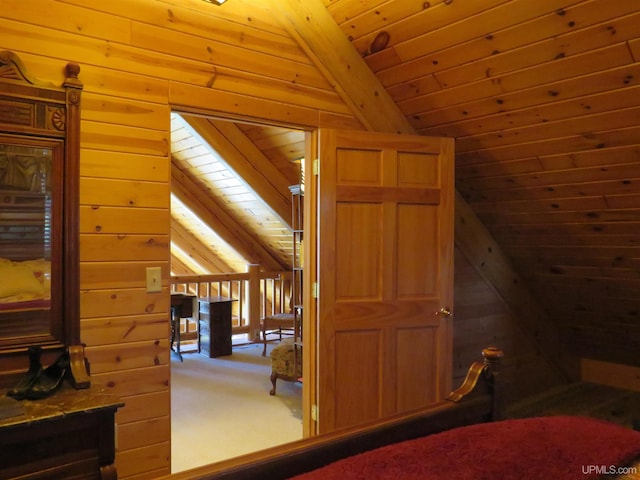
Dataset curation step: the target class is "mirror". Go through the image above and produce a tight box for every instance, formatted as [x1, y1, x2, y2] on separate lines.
[0, 139, 63, 346]
[0, 51, 88, 387]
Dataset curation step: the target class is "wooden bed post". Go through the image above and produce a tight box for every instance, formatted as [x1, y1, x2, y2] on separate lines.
[482, 346, 504, 421]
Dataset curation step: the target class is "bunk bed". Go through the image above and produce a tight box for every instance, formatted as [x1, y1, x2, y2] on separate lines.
[165, 346, 640, 480]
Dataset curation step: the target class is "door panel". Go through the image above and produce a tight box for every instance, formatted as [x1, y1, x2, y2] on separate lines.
[397, 204, 439, 297]
[334, 330, 381, 428]
[335, 203, 381, 299]
[396, 327, 438, 411]
[316, 129, 454, 433]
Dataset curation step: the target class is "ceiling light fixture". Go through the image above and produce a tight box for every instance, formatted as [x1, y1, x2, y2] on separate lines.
[202, 0, 227, 5]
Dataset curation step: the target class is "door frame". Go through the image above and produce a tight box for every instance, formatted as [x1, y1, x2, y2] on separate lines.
[167, 111, 454, 441]
[169, 107, 318, 437]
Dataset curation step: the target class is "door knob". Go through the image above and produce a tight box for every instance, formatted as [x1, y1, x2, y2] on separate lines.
[436, 307, 452, 317]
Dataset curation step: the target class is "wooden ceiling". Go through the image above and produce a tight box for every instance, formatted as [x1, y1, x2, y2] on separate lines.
[170, 113, 302, 274]
[171, 0, 640, 365]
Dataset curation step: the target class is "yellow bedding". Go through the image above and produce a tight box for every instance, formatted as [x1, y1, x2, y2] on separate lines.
[0, 258, 51, 304]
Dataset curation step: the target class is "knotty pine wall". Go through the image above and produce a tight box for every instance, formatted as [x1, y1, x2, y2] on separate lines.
[1, 1, 562, 478]
[452, 249, 566, 401]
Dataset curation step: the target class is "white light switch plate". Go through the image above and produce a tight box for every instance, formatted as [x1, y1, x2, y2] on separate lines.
[146, 266, 162, 293]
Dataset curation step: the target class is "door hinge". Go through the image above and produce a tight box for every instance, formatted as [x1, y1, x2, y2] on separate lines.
[312, 158, 319, 175]
[311, 404, 318, 421]
[312, 282, 319, 298]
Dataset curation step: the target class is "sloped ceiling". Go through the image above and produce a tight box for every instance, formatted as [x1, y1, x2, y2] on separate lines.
[170, 112, 304, 274]
[171, 1, 640, 366]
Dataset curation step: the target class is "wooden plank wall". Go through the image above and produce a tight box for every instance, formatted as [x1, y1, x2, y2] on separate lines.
[0, 0, 563, 478]
[452, 249, 565, 403]
[333, 0, 640, 369]
[0, 1, 352, 478]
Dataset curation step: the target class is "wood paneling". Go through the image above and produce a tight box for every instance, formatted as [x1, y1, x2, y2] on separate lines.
[452, 250, 565, 402]
[81, 262, 170, 290]
[82, 93, 169, 131]
[326, 0, 640, 369]
[86, 341, 170, 375]
[80, 150, 169, 183]
[80, 235, 170, 262]
[82, 121, 169, 157]
[1, 0, 362, 476]
[306, 0, 574, 415]
[4, 0, 639, 477]
[80, 178, 169, 209]
[581, 359, 640, 392]
[115, 442, 171, 480]
[170, 218, 238, 274]
[170, 82, 324, 128]
[171, 159, 286, 271]
[116, 391, 170, 425]
[80, 288, 168, 318]
[236, 124, 305, 183]
[80, 206, 170, 235]
[118, 417, 172, 452]
[91, 365, 170, 399]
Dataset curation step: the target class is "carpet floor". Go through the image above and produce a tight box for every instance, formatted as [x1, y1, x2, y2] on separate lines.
[170, 342, 303, 473]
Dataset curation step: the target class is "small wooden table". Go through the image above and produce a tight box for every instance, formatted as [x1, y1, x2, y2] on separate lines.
[198, 296, 236, 358]
[171, 293, 196, 361]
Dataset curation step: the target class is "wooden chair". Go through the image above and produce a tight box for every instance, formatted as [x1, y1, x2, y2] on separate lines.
[269, 337, 302, 395]
[260, 312, 295, 356]
[268, 305, 302, 395]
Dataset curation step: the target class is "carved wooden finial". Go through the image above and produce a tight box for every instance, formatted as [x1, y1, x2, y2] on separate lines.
[65, 62, 80, 80]
[482, 346, 503, 380]
[482, 346, 504, 421]
[63, 62, 83, 90]
[482, 346, 503, 367]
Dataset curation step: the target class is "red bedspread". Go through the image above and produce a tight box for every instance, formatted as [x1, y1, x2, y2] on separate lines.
[293, 416, 640, 480]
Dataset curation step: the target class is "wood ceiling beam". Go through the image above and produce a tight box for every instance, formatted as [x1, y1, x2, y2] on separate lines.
[170, 252, 195, 276]
[265, 0, 414, 135]
[268, 0, 577, 380]
[172, 161, 287, 272]
[171, 220, 234, 274]
[183, 115, 293, 228]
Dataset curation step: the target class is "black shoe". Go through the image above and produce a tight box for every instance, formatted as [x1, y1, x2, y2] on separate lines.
[25, 351, 70, 400]
[7, 346, 43, 400]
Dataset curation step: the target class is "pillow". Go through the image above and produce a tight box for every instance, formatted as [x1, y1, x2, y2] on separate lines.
[0, 258, 51, 301]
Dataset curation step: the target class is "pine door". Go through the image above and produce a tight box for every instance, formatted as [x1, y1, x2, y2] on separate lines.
[314, 129, 454, 433]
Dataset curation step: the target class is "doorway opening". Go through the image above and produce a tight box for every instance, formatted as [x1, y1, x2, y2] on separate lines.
[168, 111, 306, 472]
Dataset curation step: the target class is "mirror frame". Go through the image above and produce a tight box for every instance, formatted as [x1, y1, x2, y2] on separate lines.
[0, 51, 88, 387]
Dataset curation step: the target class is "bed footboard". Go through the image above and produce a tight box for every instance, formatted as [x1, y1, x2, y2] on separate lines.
[165, 346, 503, 480]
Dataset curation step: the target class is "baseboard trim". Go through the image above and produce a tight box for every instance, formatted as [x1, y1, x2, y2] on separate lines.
[581, 358, 640, 392]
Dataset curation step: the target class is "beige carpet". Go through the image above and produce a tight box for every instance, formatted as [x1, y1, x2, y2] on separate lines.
[170, 342, 303, 473]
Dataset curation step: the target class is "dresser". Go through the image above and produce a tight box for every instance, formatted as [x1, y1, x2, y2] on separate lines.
[0, 383, 123, 479]
[198, 296, 236, 358]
